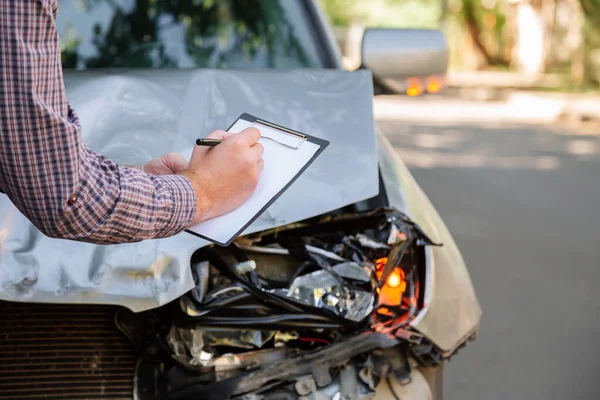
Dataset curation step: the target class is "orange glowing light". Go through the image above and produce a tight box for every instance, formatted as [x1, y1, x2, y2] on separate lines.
[406, 85, 422, 97]
[383, 268, 406, 292]
[378, 267, 406, 306]
[426, 78, 442, 93]
[387, 271, 402, 288]
[406, 78, 423, 97]
[375, 257, 388, 270]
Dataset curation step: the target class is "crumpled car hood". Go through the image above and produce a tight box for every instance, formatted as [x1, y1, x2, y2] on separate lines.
[0, 69, 378, 311]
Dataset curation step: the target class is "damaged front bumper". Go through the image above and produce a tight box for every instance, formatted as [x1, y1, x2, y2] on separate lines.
[116, 208, 450, 400]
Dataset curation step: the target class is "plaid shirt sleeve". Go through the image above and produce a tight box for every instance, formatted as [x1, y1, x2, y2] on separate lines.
[0, 1, 197, 244]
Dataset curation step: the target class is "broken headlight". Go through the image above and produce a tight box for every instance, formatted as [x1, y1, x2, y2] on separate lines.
[133, 208, 438, 400]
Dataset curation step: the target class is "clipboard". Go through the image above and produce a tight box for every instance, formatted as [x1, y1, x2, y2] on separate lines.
[185, 113, 330, 246]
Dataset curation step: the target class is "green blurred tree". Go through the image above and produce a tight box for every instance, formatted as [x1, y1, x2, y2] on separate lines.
[580, 0, 600, 84]
[61, 0, 311, 69]
[319, 0, 355, 26]
[460, 0, 508, 66]
[319, 0, 441, 28]
[454, 0, 600, 85]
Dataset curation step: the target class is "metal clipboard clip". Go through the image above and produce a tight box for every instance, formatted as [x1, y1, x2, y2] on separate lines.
[251, 120, 307, 149]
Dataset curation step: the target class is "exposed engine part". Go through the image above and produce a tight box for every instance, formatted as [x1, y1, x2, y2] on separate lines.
[295, 377, 318, 396]
[272, 261, 374, 322]
[167, 326, 203, 366]
[135, 333, 400, 399]
[364, 347, 413, 386]
[333, 261, 373, 282]
[237, 244, 347, 262]
[339, 364, 360, 398]
[312, 364, 333, 388]
[386, 223, 402, 245]
[233, 333, 398, 395]
[167, 325, 275, 368]
[235, 260, 257, 275]
[354, 233, 391, 250]
[394, 328, 424, 345]
[295, 376, 376, 400]
[191, 261, 210, 303]
[133, 209, 441, 400]
[204, 329, 274, 349]
[206, 348, 296, 373]
[182, 210, 428, 329]
[274, 331, 300, 343]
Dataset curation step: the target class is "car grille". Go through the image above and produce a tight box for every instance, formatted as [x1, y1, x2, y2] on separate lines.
[0, 300, 137, 400]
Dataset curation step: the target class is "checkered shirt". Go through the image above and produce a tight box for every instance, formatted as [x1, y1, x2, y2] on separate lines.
[0, 1, 197, 244]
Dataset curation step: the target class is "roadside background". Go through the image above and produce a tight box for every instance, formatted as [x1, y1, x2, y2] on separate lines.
[320, 1, 600, 399]
[322, 0, 600, 87]
[322, 0, 600, 123]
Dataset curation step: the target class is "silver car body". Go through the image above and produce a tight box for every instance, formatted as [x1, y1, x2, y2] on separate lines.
[0, 69, 378, 309]
[0, 1, 480, 356]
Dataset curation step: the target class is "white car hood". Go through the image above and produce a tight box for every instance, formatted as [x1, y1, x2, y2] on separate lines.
[0, 69, 378, 311]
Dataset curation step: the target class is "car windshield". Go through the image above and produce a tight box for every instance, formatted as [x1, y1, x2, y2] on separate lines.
[57, 0, 324, 70]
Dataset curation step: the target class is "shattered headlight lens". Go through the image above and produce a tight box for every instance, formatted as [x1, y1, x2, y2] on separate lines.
[182, 209, 436, 334]
[273, 261, 375, 322]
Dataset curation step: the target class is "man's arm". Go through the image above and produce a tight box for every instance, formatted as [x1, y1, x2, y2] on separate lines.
[0, 0, 196, 243]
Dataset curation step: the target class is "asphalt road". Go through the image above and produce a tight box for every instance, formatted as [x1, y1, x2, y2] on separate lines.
[375, 96, 600, 400]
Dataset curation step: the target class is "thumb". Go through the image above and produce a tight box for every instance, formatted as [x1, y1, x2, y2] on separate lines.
[163, 152, 188, 173]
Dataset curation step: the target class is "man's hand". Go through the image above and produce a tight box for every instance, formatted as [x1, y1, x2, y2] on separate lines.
[180, 128, 264, 224]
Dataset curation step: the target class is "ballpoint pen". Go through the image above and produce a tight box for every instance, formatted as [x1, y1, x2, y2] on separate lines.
[196, 138, 223, 147]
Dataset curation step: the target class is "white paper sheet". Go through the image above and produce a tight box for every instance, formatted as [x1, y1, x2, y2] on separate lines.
[184, 117, 321, 245]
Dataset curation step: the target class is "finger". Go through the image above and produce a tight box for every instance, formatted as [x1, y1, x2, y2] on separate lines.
[247, 142, 264, 162]
[253, 142, 264, 160]
[164, 152, 188, 172]
[234, 127, 261, 146]
[206, 130, 236, 140]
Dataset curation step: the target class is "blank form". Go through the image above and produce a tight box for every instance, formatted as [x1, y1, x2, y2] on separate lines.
[184, 116, 323, 246]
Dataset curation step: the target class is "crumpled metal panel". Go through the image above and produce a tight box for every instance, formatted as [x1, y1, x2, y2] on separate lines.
[0, 69, 377, 312]
[377, 131, 482, 353]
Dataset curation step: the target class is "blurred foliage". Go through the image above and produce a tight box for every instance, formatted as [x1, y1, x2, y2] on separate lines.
[319, 0, 441, 28]
[581, 0, 600, 27]
[59, 0, 315, 69]
[581, 0, 600, 83]
[319, 0, 354, 26]
[450, 0, 600, 86]
[458, 0, 508, 66]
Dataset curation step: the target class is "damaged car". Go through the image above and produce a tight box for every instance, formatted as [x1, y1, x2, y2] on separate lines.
[0, 1, 480, 399]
